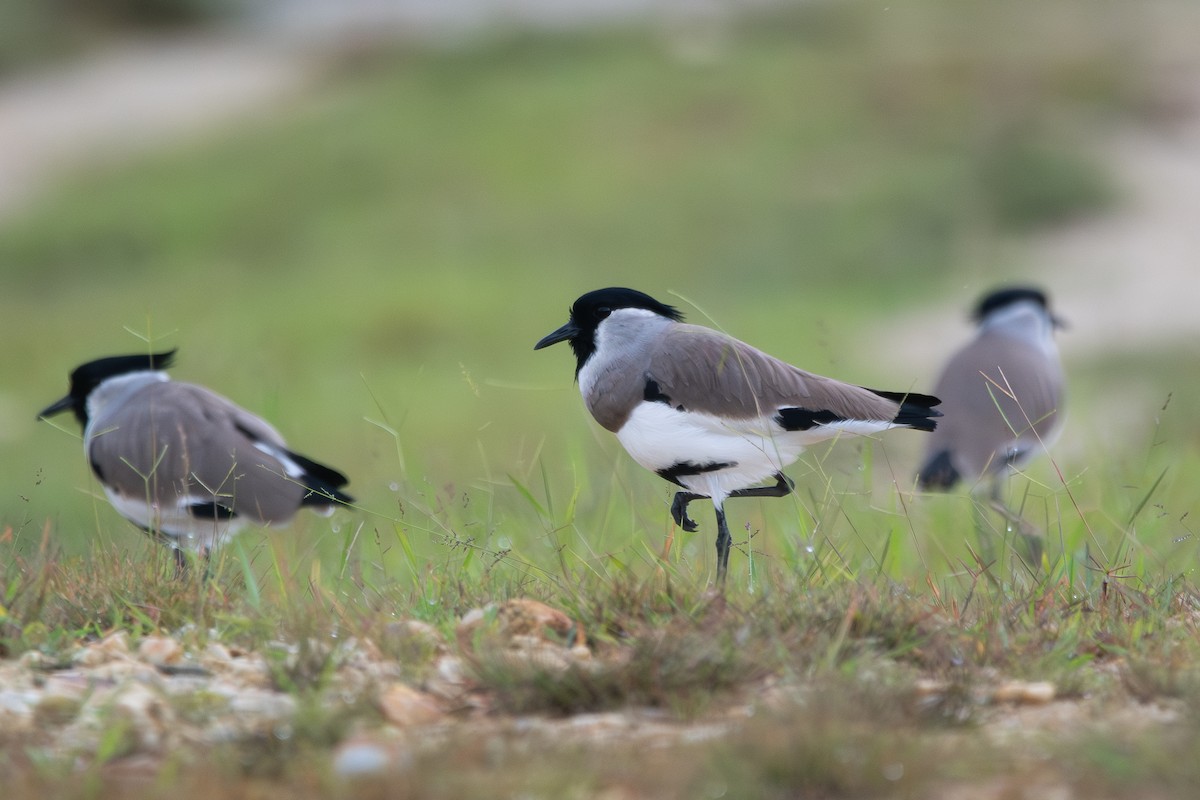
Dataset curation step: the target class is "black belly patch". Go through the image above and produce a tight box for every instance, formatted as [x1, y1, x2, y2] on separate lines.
[917, 450, 960, 490]
[187, 501, 238, 521]
[657, 460, 735, 487]
[644, 378, 686, 412]
[775, 407, 846, 431]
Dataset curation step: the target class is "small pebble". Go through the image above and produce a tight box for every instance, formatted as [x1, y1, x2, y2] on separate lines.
[335, 742, 389, 776]
[138, 636, 183, 667]
[992, 681, 1056, 705]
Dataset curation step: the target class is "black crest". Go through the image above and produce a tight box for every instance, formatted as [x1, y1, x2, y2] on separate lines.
[536, 288, 684, 377]
[41, 349, 177, 427]
[569, 288, 683, 329]
[973, 286, 1050, 322]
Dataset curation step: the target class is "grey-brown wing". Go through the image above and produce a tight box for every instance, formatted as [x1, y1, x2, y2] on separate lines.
[922, 333, 1063, 478]
[645, 324, 906, 423]
[88, 382, 308, 523]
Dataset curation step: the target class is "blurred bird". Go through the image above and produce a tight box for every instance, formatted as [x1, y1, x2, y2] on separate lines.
[535, 287, 942, 585]
[917, 286, 1065, 498]
[38, 350, 353, 571]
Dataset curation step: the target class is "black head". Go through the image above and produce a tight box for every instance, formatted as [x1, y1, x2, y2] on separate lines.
[972, 286, 1049, 321]
[534, 288, 683, 375]
[38, 349, 177, 427]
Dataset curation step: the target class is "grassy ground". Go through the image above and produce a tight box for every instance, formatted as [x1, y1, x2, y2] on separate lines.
[2, 1, 1199, 797]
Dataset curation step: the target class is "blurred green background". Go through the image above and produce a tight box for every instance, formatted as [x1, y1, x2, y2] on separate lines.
[1, 0, 1196, 583]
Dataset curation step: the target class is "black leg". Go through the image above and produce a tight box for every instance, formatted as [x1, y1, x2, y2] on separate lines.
[985, 478, 1044, 567]
[172, 547, 189, 580]
[171, 546, 216, 582]
[714, 505, 731, 585]
[673, 473, 793, 533]
[677, 472, 794, 586]
[728, 472, 795, 501]
[671, 491, 704, 532]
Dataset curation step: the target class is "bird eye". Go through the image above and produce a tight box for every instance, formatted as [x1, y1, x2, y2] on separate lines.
[596, 307, 611, 320]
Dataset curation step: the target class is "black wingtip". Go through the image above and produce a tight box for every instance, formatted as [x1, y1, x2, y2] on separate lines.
[282, 449, 353, 508]
[301, 487, 355, 508]
[869, 390, 943, 432]
[917, 450, 960, 491]
[286, 450, 350, 490]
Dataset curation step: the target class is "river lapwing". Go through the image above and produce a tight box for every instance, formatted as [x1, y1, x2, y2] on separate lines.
[535, 287, 942, 585]
[38, 349, 353, 570]
[916, 286, 1065, 497]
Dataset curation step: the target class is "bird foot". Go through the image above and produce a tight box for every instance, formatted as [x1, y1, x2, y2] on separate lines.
[670, 494, 699, 532]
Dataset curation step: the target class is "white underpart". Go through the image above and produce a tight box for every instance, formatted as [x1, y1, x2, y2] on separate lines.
[616, 402, 896, 506]
[105, 488, 250, 553]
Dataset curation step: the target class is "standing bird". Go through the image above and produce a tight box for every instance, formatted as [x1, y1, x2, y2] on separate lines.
[38, 350, 353, 570]
[535, 287, 942, 584]
[916, 286, 1065, 499]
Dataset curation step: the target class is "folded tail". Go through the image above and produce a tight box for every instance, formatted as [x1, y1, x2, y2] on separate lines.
[868, 389, 942, 432]
[288, 450, 355, 508]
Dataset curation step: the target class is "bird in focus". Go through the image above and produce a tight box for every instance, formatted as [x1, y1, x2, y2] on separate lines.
[38, 349, 353, 571]
[535, 287, 942, 585]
